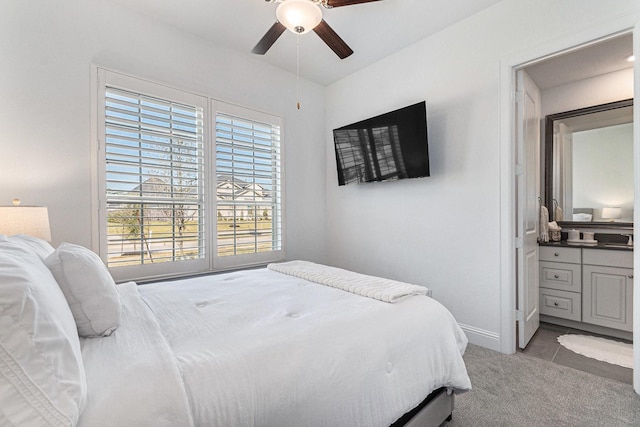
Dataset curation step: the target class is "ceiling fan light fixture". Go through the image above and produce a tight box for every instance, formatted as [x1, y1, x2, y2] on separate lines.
[276, 0, 322, 34]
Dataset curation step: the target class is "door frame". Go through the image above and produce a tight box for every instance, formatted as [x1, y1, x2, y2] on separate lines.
[498, 16, 640, 393]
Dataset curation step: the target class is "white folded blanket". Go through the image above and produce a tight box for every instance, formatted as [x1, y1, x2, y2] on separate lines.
[267, 260, 428, 303]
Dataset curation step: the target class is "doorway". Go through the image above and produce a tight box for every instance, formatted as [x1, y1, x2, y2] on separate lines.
[515, 33, 634, 350]
[499, 24, 640, 393]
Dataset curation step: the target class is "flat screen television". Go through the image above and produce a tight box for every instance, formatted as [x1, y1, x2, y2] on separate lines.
[332, 101, 429, 186]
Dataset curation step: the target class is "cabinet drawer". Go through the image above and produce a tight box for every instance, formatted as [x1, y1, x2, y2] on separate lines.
[539, 288, 581, 321]
[539, 261, 581, 292]
[583, 249, 633, 269]
[539, 246, 581, 264]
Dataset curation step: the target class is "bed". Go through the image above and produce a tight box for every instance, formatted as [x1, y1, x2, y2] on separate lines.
[0, 235, 471, 427]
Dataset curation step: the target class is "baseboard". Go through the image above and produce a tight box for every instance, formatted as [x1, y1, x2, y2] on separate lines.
[458, 323, 501, 352]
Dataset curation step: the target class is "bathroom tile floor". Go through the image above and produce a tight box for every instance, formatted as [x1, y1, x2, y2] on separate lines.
[519, 322, 633, 385]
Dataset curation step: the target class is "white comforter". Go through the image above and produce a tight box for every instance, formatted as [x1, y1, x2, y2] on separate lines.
[79, 266, 471, 427]
[78, 282, 193, 426]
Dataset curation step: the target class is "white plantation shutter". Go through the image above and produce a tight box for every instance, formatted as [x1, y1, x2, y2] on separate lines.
[214, 103, 283, 267]
[96, 70, 285, 280]
[98, 70, 209, 280]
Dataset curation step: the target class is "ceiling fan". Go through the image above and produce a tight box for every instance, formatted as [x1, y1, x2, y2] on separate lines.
[252, 0, 382, 59]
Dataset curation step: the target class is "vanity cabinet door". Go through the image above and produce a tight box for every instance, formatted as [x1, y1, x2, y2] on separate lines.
[582, 265, 633, 332]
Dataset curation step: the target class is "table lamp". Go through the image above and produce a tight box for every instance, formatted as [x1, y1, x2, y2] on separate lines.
[0, 199, 52, 241]
[601, 207, 622, 222]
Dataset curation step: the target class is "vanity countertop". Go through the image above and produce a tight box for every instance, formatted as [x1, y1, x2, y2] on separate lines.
[539, 240, 633, 251]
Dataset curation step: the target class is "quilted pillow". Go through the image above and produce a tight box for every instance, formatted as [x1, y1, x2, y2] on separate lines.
[7, 233, 55, 261]
[0, 238, 87, 426]
[45, 243, 121, 338]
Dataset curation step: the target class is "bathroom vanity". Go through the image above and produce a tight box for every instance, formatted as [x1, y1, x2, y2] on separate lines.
[539, 241, 633, 340]
[540, 98, 634, 341]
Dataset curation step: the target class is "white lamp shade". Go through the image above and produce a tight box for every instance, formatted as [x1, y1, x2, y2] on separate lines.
[276, 0, 322, 34]
[0, 206, 52, 241]
[601, 207, 622, 220]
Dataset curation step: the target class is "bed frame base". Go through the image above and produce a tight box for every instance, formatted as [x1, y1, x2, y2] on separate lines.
[404, 390, 454, 427]
[391, 388, 454, 427]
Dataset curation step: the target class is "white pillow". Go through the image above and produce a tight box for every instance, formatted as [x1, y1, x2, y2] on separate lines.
[7, 234, 55, 261]
[0, 239, 87, 425]
[45, 243, 121, 338]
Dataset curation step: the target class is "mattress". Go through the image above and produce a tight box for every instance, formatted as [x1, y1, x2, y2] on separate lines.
[79, 266, 471, 427]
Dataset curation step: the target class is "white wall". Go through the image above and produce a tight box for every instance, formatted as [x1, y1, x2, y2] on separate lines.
[0, 0, 327, 264]
[325, 0, 640, 349]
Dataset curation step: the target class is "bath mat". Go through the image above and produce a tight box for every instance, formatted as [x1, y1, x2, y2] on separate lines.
[557, 334, 633, 369]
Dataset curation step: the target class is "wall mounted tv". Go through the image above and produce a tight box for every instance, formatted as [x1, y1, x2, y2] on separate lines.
[332, 101, 429, 186]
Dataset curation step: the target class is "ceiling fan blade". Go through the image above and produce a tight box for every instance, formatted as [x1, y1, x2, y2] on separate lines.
[313, 20, 353, 59]
[325, 0, 381, 7]
[251, 22, 286, 55]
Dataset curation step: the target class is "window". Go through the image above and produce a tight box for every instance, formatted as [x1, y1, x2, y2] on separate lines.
[213, 102, 284, 270]
[104, 87, 205, 267]
[215, 110, 282, 256]
[96, 70, 284, 281]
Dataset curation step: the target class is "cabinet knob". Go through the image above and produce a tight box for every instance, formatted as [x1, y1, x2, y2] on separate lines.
[554, 252, 560, 257]
[554, 302, 559, 307]
[554, 274, 560, 279]
[628, 275, 634, 279]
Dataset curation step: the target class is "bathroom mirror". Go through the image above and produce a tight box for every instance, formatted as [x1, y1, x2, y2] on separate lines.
[544, 99, 633, 229]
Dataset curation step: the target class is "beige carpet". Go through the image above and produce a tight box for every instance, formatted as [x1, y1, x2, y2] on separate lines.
[447, 344, 640, 426]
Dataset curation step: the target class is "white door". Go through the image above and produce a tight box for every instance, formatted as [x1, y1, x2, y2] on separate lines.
[516, 70, 541, 349]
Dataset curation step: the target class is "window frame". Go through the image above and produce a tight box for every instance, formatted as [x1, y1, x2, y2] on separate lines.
[93, 68, 285, 282]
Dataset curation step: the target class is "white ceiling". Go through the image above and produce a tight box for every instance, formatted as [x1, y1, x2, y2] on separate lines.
[525, 33, 634, 90]
[106, 0, 503, 86]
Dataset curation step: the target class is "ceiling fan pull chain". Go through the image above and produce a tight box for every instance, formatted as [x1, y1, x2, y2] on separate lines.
[296, 34, 301, 110]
